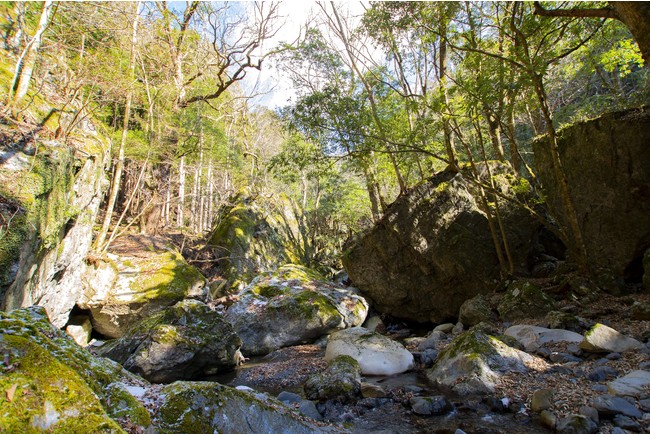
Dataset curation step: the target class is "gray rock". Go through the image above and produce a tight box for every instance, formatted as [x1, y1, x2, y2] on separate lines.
[360, 382, 386, 398]
[546, 311, 581, 332]
[278, 391, 303, 404]
[579, 406, 599, 423]
[298, 400, 323, 421]
[157, 381, 338, 433]
[639, 398, 650, 412]
[586, 366, 619, 382]
[434, 323, 455, 333]
[613, 414, 642, 431]
[304, 355, 361, 403]
[419, 348, 438, 367]
[325, 327, 414, 376]
[342, 162, 540, 323]
[225, 265, 368, 356]
[608, 370, 650, 398]
[98, 299, 241, 383]
[580, 323, 643, 353]
[458, 294, 497, 327]
[417, 331, 446, 351]
[592, 394, 643, 418]
[556, 414, 598, 434]
[539, 410, 557, 430]
[531, 388, 554, 412]
[497, 281, 557, 322]
[505, 325, 583, 352]
[409, 396, 453, 416]
[427, 328, 534, 395]
[451, 322, 465, 335]
[550, 352, 582, 363]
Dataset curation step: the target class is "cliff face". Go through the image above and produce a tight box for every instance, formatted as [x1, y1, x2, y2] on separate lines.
[533, 107, 650, 282]
[0, 125, 109, 328]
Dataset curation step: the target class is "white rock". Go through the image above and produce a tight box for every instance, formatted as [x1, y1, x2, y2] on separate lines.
[325, 327, 414, 376]
[580, 323, 643, 353]
[65, 317, 93, 346]
[505, 325, 583, 352]
[608, 370, 650, 398]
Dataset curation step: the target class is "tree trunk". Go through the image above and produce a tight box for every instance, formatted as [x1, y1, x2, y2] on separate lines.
[177, 155, 185, 227]
[96, 2, 140, 249]
[439, 22, 459, 171]
[610, 3, 650, 67]
[9, 0, 55, 107]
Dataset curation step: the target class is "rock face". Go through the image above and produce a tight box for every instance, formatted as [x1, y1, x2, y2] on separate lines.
[0, 306, 151, 432]
[325, 327, 414, 376]
[79, 245, 207, 338]
[225, 265, 368, 356]
[427, 327, 534, 395]
[1, 133, 109, 328]
[98, 299, 241, 383]
[304, 355, 362, 402]
[532, 108, 650, 278]
[580, 323, 643, 353]
[342, 163, 540, 323]
[156, 381, 339, 433]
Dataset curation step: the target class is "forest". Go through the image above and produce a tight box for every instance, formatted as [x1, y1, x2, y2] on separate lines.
[0, 2, 649, 433]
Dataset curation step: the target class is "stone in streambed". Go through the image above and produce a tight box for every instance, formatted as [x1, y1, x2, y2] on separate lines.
[591, 394, 643, 419]
[325, 327, 414, 376]
[505, 325, 583, 352]
[304, 355, 361, 402]
[608, 370, 650, 399]
[580, 323, 643, 353]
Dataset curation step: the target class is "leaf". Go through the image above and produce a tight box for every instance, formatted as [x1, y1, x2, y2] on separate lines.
[6, 383, 17, 402]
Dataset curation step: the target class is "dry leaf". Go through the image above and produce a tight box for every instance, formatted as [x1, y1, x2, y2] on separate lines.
[6, 383, 17, 402]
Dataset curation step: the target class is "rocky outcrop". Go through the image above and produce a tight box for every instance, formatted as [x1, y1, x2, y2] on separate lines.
[79, 244, 207, 338]
[97, 299, 241, 383]
[342, 163, 541, 323]
[1, 132, 109, 328]
[225, 265, 368, 356]
[532, 107, 650, 280]
[155, 381, 341, 433]
[0, 306, 151, 433]
[325, 327, 414, 376]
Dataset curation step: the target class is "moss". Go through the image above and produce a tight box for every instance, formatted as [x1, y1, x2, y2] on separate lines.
[128, 252, 204, 303]
[251, 283, 286, 298]
[0, 335, 124, 433]
[104, 383, 151, 427]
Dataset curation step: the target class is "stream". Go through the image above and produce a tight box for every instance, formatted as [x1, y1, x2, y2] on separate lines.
[207, 344, 551, 434]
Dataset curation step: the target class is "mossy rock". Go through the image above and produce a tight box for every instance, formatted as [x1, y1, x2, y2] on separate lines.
[0, 335, 124, 433]
[104, 383, 151, 427]
[304, 355, 361, 402]
[225, 265, 368, 356]
[497, 280, 556, 322]
[156, 381, 331, 434]
[97, 299, 242, 383]
[0, 306, 151, 433]
[84, 250, 207, 338]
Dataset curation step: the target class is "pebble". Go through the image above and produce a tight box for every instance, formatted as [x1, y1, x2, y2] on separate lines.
[606, 352, 622, 360]
[410, 395, 453, 416]
[531, 388, 554, 412]
[277, 391, 302, 404]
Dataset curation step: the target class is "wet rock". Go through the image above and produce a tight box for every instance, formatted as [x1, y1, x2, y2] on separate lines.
[458, 294, 497, 327]
[497, 281, 556, 321]
[555, 414, 598, 434]
[608, 370, 650, 398]
[98, 299, 241, 383]
[631, 301, 650, 321]
[325, 327, 414, 376]
[592, 394, 643, 418]
[304, 355, 361, 402]
[157, 381, 335, 433]
[342, 163, 540, 324]
[613, 414, 642, 431]
[586, 366, 619, 382]
[505, 325, 583, 352]
[427, 328, 534, 395]
[539, 410, 557, 430]
[531, 388, 554, 412]
[81, 250, 207, 338]
[360, 382, 386, 398]
[225, 265, 368, 356]
[580, 323, 643, 353]
[409, 396, 453, 416]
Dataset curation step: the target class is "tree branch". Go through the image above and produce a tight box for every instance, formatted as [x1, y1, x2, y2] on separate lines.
[533, 1, 620, 21]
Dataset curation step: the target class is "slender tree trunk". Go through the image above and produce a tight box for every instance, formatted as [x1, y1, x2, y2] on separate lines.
[439, 22, 459, 170]
[205, 160, 213, 231]
[177, 155, 185, 227]
[504, 104, 522, 173]
[164, 167, 171, 226]
[9, 0, 55, 107]
[197, 147, 204, 232]
[96, 2, 140, 249]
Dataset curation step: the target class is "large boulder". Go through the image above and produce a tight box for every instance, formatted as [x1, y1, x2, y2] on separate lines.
[342, 163, 540, 323]
[0, 306, 151, 433]
[155, 381, 342, 433]
[79, 243, 207, 338]
[224, 265, 368, 356]
[427, 327, 534, 395]
[324, 327, 414, 376]
[532, 107, 650, 279]
[98, 299, 241, 383]
[580, 323, 643, 353]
